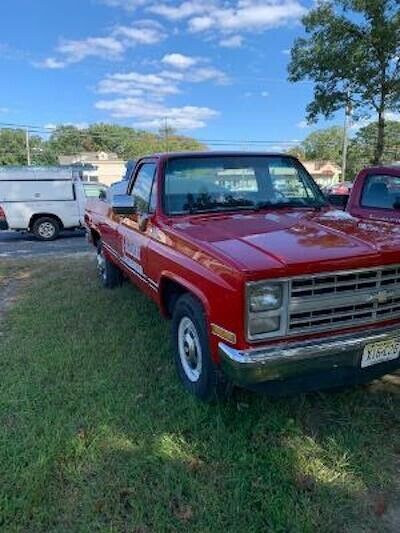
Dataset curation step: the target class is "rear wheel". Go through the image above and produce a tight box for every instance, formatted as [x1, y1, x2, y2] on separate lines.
[96, 242, 122, 288]
[172, 293, 230, 401]
[32, 217, 60, 241]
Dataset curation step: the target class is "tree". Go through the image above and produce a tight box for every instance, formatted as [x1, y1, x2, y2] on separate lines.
[0, 129, 55, 166]
[286, 126, 343, 165]
[301, 126, 344, 165]
[288, 0, 400, 164]
[347, 119, 400, 176]
[46, 124, 205, 161]
[0, 123, 206, 166]
[48, 125, 95, 156]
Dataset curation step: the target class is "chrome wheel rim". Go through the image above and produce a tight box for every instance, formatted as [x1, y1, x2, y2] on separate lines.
[96, 248, 106, 281]
[178, 316, 202, 382]
[38, 221, 55, 239]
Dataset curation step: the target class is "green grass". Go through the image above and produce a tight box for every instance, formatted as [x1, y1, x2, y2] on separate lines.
[0, 257, 399, 532]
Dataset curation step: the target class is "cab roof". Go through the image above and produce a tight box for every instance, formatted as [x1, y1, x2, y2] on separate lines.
[143, 151, 296, 161]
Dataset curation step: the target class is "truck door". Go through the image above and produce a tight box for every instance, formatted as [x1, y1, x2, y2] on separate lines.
[118, 162, 157, 289]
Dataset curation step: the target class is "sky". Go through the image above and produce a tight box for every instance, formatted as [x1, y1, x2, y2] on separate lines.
[0, 0, 344, 147]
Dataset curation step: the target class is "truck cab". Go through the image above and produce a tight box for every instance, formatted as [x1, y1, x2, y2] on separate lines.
[346, 165, 400, 223]
[85, 152, 400, 401]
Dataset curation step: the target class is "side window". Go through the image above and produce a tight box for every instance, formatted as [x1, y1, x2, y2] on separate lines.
[130, 163, 156, 213]
[361, 174, 398, 210]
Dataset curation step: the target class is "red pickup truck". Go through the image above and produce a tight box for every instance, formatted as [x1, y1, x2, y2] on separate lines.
[346, 165, 400, 223]
[85, 152, 400, 401]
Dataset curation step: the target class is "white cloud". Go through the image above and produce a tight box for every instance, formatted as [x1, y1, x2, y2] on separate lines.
[95, 98, 218, 129]
[386, 112, 400, 122]
[97, 53, 228, 101]
[185, 66, 228, 84]
[0, 106, 9, 113]
[96, 53, 226, 130]
[114, 20, 166, 45]
[100, 0, 147, 9]
[98, 72, 180, 98]
[190, 1, 306, 33]
[351, 112, 400, 132]
[296, 120, 309, 128]
[219, 35, 243, 48]
[282, 48, 291, 55]
[260, 91, 269, 97]
[97, 64, 227, 104]
[148, 1, 206, 21]
[162, 53, 198, 69]
[36, 20, 165, 68]
[35, 57, 66, 69]
[151, 1, 306, 37]
[56, 36, 124, 64]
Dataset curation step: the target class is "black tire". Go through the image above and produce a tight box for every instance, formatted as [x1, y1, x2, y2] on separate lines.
[32, 217, 60, 241]
[172, 293, 230, 401]
[96, 242, 122, 289]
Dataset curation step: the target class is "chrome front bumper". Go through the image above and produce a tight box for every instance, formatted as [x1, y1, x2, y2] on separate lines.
[218, 324, 400, 390]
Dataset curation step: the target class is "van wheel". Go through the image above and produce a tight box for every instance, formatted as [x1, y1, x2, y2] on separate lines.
[96, 242, 122, 289]
[32, 217, 60, 241]
[172, 293, 230, 402]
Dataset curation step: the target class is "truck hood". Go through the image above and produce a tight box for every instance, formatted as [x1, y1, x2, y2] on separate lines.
[171, 208, 400, 276]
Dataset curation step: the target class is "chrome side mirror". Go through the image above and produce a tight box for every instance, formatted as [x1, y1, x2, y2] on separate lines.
[111, 194, 137, 215]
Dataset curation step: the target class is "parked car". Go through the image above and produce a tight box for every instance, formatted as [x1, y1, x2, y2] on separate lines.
[85, 152, 400, 400]
[0, 166, 107, 240]
[325, 181, 353, 209]
[347, 165, 400, 223]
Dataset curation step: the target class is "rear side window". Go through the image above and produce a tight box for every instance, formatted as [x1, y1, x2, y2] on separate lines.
[130, 163, 157, 213]
[361, 174, 400, 210]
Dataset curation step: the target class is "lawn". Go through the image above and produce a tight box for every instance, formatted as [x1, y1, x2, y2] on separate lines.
[0, 256, 399, 532]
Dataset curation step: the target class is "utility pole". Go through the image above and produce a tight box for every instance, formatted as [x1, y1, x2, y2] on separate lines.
[25, 128, 31, 166]
[341, 95, 352, 181]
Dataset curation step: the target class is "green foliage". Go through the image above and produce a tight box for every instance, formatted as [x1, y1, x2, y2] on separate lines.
[346, 120, 400, 176]
[288, 121, 400, 179]
[0, 129, 56, 166]
[301, 126, 344, 166]
[0, 124, 206, 166]
[288, 0, 400, 163]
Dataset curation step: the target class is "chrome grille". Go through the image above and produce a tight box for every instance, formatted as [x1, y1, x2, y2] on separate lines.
[289, 265, 400, 335]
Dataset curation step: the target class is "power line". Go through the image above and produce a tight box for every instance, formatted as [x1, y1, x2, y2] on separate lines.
[1, 121, 400, 151]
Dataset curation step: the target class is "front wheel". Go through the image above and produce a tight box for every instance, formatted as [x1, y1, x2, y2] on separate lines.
[172, 293, 230, 401]
[96, 242, 122, 288]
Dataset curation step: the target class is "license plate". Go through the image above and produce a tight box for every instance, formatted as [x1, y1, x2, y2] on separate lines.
[361, 339, 400, 368]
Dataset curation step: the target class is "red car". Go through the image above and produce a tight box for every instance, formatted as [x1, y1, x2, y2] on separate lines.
[325, 182, 353, 209]
[347, 165, 400, 223]
[85, 153, 400, 401]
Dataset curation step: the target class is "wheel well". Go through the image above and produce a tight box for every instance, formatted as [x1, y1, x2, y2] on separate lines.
[29, 213, 63, 230]
[160, 278, 188, 318]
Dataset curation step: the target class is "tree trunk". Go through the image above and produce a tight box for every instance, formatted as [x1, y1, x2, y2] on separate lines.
[373, 109, 385, 165]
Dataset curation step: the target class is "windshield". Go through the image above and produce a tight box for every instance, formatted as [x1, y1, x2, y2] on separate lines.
[164, 156, 326, 215]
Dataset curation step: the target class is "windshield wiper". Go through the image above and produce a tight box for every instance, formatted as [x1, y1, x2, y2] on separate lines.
[186, 204, 257, 214]
[255, 200, 327, 210]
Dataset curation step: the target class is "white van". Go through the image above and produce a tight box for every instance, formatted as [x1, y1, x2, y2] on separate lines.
[0, 167, 107, 240]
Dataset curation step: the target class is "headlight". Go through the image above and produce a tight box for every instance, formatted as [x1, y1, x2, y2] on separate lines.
[248, 284, 282, 312]
[246, 281, 288, 340]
